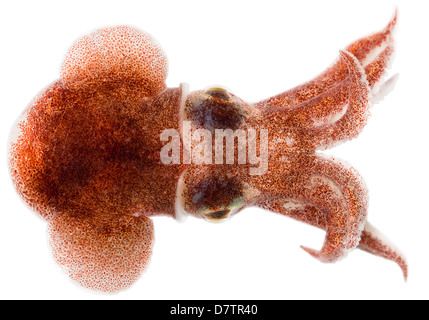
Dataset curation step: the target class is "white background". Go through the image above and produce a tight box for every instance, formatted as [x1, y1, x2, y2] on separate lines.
[1, 0, 428, 300]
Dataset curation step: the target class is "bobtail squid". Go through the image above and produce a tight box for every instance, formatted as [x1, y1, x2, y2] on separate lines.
[8, 11, 406, 292]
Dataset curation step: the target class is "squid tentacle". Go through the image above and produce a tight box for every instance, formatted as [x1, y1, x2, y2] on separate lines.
[255, 11, 397, 134]
[310, 50, 371, 149]
[255, 154, 407, 279]
[259, 200, 407, 279]
[298, 155, 368, 262]
[256, 154, 368, 263]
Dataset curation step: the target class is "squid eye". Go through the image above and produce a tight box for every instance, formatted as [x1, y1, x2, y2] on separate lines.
[204, 87, 231, 101]
[201, 195, 244, 222]
[178, 172, 245, 222]
[203, 209, 231, 222]
[184, 88, 248, 130]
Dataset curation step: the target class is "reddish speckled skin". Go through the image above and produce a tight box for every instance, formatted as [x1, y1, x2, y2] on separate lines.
[9, 12, 406, 293]
[11, 81, 184, 220]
